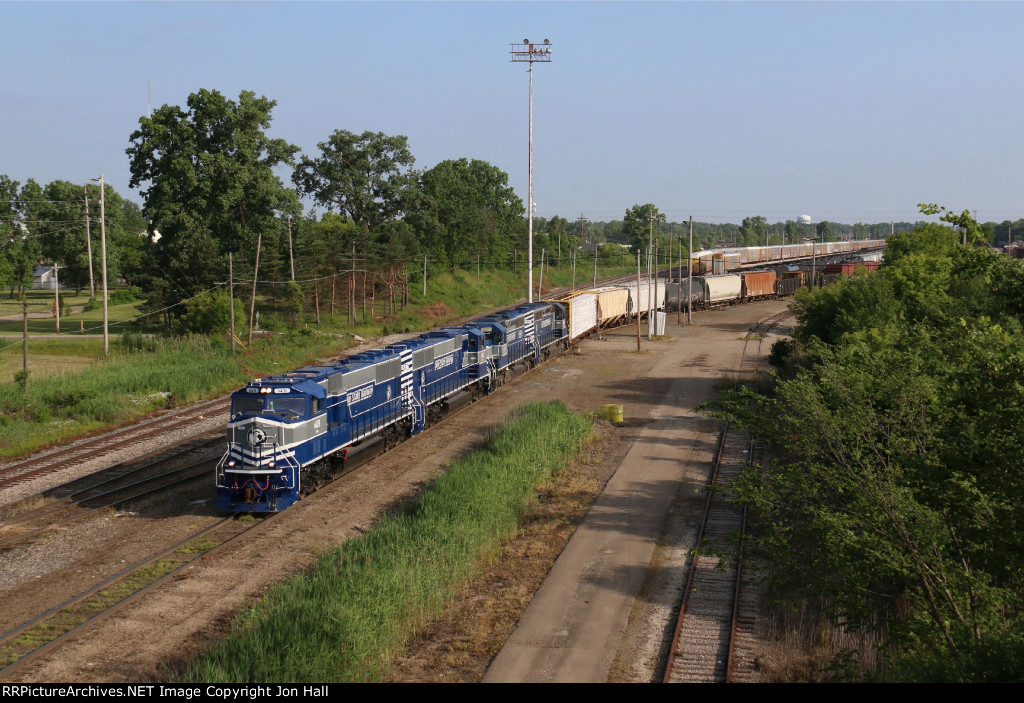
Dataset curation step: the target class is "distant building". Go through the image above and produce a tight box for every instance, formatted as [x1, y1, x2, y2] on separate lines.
[32, 265, 67, 290]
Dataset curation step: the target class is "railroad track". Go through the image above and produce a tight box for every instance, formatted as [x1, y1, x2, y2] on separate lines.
[0, 398, 230, 493]
[0, 514, 263, 676]
[0, 454, 221, 551]
[663, 310, 788, 683]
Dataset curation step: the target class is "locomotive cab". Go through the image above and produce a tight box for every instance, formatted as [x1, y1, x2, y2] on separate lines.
[216, 378, 326, 512]
[473, 318, 510, 369]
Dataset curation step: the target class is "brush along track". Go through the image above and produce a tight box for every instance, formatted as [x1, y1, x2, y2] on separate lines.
[663, 311, 786, 683]
[0, 398, 230, 492]
[0, 514, 261, 675]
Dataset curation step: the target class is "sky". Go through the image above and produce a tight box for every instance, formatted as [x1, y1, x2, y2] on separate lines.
[2, 1, 1022, 225]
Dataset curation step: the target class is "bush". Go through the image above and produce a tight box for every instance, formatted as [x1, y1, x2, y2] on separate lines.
[109, 286, 142, 305]
[119, 333, 158, 354]
[768, 338, 795, 367]
[182, 290, 246, 334]
[257, 312, 287, 333]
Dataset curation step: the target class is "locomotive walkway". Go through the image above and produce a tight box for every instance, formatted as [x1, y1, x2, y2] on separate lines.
[484, 300, 791, 683]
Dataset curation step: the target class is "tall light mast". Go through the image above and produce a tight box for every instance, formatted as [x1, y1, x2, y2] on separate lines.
[510, 39, 552, 302]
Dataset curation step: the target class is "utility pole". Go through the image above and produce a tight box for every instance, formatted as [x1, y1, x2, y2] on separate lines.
[16, 301, 46, 391]
[510, 39, 553, 302]
[52, 263, 62, 334]
[687, 215, 693, 325]
[810, 222, 817, 289]
[83, 189, 95, 300]
[98, 174, 108, 356]
[229, 254, 236, 354]
[22, 304, 29, 377]
[330, 251, 365, 326]
[676, 232, 681, 325]
[593, 248, 598, 289]
[647, 213, 654, 340]
[538, 248, 545, 299]
[636, 251, 642, 352]
[248, 232, 262, 346]
[287, 216, 295, 281]
[668, 227, 674, 322]
[352, 244, 358, 325]
[423, 253, 428, 297]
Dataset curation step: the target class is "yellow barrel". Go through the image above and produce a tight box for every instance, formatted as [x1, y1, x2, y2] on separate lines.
[600, 404, 614, 420]
[608, 404, 623, 422]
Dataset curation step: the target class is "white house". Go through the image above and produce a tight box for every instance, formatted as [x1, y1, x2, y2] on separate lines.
[32, 265, 67, 290]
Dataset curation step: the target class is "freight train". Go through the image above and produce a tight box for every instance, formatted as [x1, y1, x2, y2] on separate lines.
[689, 239, 886, 275]
[216, 241, 886, 513]
[215, 282, 670, 512]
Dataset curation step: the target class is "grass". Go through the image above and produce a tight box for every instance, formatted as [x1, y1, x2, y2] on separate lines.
[176, 401, 592, 683]
[0, 333, 347, 458]
[0, 293, 153, 336]
[0, 337, 105, 358]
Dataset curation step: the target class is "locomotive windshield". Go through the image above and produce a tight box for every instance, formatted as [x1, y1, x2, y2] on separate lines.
[231, 397, 265, 415]
[267, 396, 306, 417]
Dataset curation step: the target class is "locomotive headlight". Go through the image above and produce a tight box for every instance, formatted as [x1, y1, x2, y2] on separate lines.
[268, 461, 276, 468]
[227, 460, 236, 467]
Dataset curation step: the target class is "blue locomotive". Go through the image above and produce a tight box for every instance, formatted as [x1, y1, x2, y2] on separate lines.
[215, 301, 569, 512]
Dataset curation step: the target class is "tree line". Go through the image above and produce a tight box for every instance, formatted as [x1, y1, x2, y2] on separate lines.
[3, 87, 1017, 334]
[709, 210, 1024, 681]
[0, 175, 147, 300]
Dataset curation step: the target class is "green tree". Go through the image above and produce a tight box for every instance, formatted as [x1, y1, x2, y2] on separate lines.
[546, 215, 570, 266]
[711, 219, 1024, 680]
[410, 158, 523, 269]
[817, 219, 833, 242]
[739, 215, 768, 247]
[919, 203, 985, 246]
[623, 204, 665, 255]
[30, 180, 149, 296]
[784, 219, 799, 244]
[126, 89, 300, 314]
[0, 175, 25, 296]
[182, 288, 246, 334]
[293, 130, 414, 237]
[5, 179, 45, 299]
